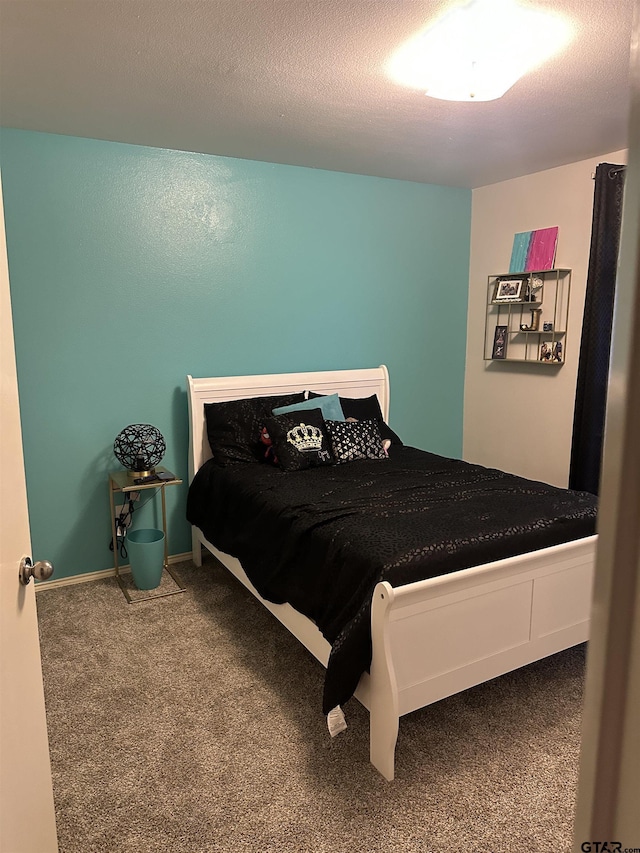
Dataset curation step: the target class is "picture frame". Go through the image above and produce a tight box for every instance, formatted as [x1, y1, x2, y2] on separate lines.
[493, 278, 524, 302]
[539, 341, 552, 361]
[539, 340, 562, 362]
[492, 325, 508, 359]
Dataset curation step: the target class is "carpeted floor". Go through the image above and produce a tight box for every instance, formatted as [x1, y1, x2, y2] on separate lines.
[37, 557, 586, 853]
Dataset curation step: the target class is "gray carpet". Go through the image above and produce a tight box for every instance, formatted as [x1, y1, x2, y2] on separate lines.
[37, 557, 585, 853]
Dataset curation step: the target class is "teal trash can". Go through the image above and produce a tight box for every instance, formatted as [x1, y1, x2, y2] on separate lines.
[127, 528, 165, 590]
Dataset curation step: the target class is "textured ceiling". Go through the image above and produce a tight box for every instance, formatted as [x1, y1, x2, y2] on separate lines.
[0, 0, 635, 188]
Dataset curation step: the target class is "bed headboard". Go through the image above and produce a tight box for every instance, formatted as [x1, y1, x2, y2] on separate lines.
[186, 365, 390, 482]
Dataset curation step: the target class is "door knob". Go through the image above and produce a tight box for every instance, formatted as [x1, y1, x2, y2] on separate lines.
[19, 557, 54, 585]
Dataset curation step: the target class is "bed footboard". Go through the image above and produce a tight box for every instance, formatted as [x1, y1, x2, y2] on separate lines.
[365, 535, 596, 780]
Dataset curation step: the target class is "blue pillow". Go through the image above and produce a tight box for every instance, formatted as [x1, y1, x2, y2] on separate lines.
[272, 393, 345, 421]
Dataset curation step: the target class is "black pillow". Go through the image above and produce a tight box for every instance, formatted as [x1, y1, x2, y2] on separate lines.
[325, 419, 387, 464]
[339, 394, 384, 421]
[265, 409, 333, 471]
[205, 392, 305, 465]
[307, 392, 403, 445]
[264, 408, 334, 472]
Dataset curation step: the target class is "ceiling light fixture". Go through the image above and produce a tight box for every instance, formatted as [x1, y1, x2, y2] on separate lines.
[387, 0, 573, 102]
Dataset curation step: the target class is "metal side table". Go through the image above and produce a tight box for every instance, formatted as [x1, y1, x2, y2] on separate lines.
[109, 466, 186, 603]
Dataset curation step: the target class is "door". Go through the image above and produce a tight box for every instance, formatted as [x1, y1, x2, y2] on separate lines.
[0, 176, 58, 851]
[573, 9, 640, 847]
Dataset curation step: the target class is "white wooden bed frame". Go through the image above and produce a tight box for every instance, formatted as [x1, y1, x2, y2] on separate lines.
[187, 365, 596, 780]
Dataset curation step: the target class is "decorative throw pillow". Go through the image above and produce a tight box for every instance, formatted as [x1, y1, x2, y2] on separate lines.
[308, 392, 403, 445]
[325, 419, 387, 464]
[272, 393, 345, 422]
[205, 392, 305, 465]
[337, 394, 384, 422]
[264, 409, 334, 472]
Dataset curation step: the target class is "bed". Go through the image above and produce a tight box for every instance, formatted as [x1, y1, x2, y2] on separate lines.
[186, 365, 597, 780]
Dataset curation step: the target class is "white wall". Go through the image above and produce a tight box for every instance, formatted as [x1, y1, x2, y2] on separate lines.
[464, 149, 627, 488]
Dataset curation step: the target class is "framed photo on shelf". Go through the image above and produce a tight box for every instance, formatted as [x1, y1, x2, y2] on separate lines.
[540, 341, 562, 362]
[493, 278, 524, 302]
[492, 325, 508, 359]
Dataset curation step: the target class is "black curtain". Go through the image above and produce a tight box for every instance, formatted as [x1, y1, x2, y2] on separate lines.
[569, 163, 626, 495]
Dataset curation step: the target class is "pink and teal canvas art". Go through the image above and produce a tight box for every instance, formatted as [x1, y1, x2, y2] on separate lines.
[509, 227, 558, 273]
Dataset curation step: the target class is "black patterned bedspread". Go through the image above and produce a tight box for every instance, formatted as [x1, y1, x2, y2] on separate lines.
[186, 446, 597, 714]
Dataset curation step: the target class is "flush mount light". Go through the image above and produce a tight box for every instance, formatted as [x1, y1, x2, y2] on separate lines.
[387, 0, 573, 102]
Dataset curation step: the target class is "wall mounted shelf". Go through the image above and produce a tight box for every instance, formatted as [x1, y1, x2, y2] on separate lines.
[484, 268, 571, 365]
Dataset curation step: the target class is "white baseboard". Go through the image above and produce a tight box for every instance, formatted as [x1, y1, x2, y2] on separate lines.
[35, 552, 193, 592]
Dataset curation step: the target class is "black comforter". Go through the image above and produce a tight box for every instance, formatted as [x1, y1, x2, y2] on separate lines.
[186, 446, 597, 714]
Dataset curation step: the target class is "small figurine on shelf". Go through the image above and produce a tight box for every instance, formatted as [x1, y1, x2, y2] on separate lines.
[525, 276, 544, 301]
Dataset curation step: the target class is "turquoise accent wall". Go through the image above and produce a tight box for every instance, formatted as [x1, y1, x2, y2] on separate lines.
[1, 129, 471, 580]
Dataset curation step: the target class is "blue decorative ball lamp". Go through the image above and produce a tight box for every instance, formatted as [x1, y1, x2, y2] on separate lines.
[113, 423, 166, 480]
